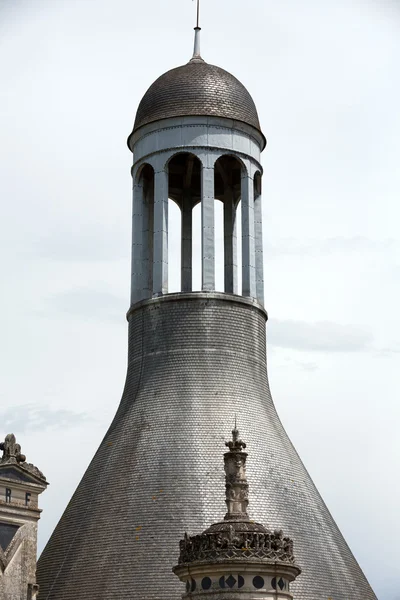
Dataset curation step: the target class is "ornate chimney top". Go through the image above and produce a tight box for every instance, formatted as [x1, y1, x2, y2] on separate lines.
[173, 430, 301, 597]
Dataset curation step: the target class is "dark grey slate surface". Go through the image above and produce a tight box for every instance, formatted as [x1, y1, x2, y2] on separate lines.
[37, 293, 376, 600]
[130, 60, 263, 137]
[0, 523, 19, 551]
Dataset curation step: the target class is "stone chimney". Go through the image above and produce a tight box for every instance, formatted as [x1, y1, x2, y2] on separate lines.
[173, 426, 301, 598]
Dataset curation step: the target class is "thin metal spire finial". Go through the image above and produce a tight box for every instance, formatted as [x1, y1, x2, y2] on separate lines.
[191, 0, 203, 61]
[196, 0, 200, 29]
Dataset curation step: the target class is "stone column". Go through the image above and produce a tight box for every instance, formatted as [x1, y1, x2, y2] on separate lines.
[254, 189, 264, 305]
[153, 168, 168, 296]
[181, 192, 192, 292]
[201, 165, 215, 291]
[241, 174, 256, 298]
[223, 187, 238, 294]
[131, 178, 144, 306]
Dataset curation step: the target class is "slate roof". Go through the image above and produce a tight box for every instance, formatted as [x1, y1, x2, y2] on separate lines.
[37, 294, 377, 600]
[129, 58, 263, 138]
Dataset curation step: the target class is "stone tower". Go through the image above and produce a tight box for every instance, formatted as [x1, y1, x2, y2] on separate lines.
[173, 425, 301, 599]
[0, 434, 47, 600]
[37, 25, 377, 600]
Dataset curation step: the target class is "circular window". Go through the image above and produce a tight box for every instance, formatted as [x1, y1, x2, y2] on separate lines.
[201, 577, 212, 590]
[238, 575, 245, 589]
[191, 578, 196, 592]
[253, 576, 264, 589]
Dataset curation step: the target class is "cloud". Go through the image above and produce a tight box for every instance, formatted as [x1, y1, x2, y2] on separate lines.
[266, 236, 397, 258]
[44, 288, 127, 323]
[34, 227, 128, 262]
[268, 319, 373, 352]
[0, 404, 91, 433]
[291, 359, 319, 372]
[375, 346, 400, 357]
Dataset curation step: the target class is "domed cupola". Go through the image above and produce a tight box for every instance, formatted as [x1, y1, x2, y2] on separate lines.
[127, 24, 266, 306]
[128, 27, 265, 149]
[130, 60, 264, 145]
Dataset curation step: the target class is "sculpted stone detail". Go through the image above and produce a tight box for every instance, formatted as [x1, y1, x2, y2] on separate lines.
[178, 528, 296, 565]
[0, 433, 26, 464]
[0, 433, 46, 481]
[224, 425, 249, 520]
[176, 427, 297, 572]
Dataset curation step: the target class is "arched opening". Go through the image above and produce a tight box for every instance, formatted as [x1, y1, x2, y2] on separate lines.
[254, 170, 264, 304]
[168, 153, 202, 292]
[140, 164, 155, 298]
[214, 155, 244, 294]
[131, 163, 155, 305]
[215, 200, 224, 291]
[168, 199, 181, 293]
[192, 202, 201, 291]
[254, 171, 262, 198]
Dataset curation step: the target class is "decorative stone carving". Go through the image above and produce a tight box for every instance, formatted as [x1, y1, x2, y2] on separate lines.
[0, 433, 46, 481]
[178, 528, 296, 565]
[0, 433, 26, 464]
[173, 427, 301, 598]
[224, 424, 249, 520]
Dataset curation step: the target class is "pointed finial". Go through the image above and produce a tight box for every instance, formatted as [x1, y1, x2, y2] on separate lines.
[0, 433, 26, 464]
[226, 419, 246, 452]
[190, 0, 204, 62]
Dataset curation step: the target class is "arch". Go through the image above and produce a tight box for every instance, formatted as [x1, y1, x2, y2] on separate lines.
[192, 202, 202, 291]
[214, 154, 248, 205]
[168, 199, 182, 293]
[167, 152, 202, 210]
[214, 155, 246, 294]
[254, 170, 262, 199]
[167, 152, 202, 292]
[253, 170, 264, 304]
[134, 161, 154, 185]
[131, 163, 155, 305]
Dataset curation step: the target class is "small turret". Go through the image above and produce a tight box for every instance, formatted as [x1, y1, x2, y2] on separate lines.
[173, 426, 301, 598]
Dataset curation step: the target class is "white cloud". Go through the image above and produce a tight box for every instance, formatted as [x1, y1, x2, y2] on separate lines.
[44, 288, 126, 322]
[0, 405, 92, 433]
[266, 237, 397, 258]
[269, 319, 373, 352]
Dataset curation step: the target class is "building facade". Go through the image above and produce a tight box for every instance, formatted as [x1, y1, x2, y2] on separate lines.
[37, 27, 377, 600]
[0, 434, 47, 600]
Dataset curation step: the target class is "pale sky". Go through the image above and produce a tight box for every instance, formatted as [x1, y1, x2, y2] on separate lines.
[1, 1, 399, 598]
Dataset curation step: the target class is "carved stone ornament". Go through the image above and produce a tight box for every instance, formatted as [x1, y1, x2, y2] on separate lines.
[224, 425, 249, 520]
[176, 426, 297, 568]
[178, 526, 295, 565]
[0, 433, 46, 481]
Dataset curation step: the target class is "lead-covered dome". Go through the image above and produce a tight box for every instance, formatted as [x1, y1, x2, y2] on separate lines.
[129, 58, 264, 144]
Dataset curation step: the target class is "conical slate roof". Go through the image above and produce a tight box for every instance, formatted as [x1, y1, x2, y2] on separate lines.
[37, 294, 377, 600]
[129, 58, 264, 141]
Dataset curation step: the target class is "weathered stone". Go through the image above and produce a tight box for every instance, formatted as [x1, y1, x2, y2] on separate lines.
[0, 435, 47, 600]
